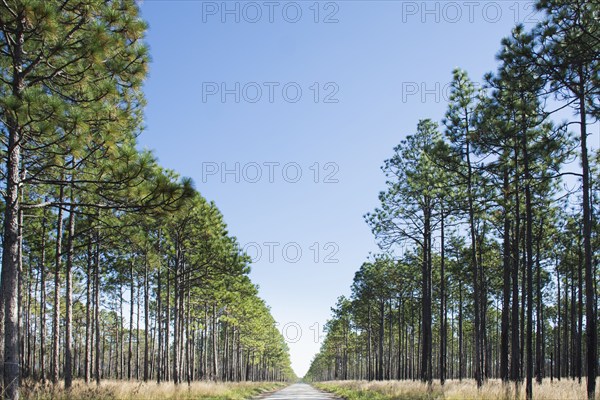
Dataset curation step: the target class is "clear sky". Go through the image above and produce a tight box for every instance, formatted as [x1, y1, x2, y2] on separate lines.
[137, 0, 546, 377]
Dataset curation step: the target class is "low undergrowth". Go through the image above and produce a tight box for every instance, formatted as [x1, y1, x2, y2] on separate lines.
[314, 378, 600, 400]
[18, 379, 287, 400]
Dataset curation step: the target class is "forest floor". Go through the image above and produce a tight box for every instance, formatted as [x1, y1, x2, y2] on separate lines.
[314, 379, 600, 400]
[18, 379, 287, 400]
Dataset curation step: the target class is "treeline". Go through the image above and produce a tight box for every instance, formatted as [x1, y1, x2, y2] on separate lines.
[305, 1, 598, 399]
[13, 194, 295, 386]
[0, 1, 294, 399]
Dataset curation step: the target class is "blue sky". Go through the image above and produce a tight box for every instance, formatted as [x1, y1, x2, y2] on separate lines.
[137, 0, 546, 376]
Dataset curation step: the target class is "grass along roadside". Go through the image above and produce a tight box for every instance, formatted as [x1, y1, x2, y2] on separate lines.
[313, 379, 600, 400]
[18, 379, 288, 400]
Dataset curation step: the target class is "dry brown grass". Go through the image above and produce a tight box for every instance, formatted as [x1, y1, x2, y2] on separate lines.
[19, 379, 286, 400]
[316, 378, 600, 400]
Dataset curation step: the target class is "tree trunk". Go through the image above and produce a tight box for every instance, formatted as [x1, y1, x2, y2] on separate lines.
[578, 235, 583, 383]
[367, 306, 372, 381]
[144, 256, 150, 382]
[440, 207, 446, 385]
[39, 208, 48, 383]
[165, 266, 170, 381]
[84, 234, 92, 383]
[522, 118, 534, 400]
[64, 182, 76, 389]
[136, 288, 140, 379]
[52, 185, 65, 385]
[1, 18, 25, 400]
[465, 125, 482, 388]
[458, 280, 463, 381]
[212, 304, 218, 381]
[511, 142, 521, 384]
[501, 168, 511, 382]
[579, 81, 596, 400]
[94, 229, 101, 386]
[173, 255, 179, 384]
[128, 263, 134, 380]
[421, 204, 432, 385]
[535, 219, 544, 384]
[157, 256, 162, 384]
[377, 300, 384, 381]
[556, 265, 561, 380]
